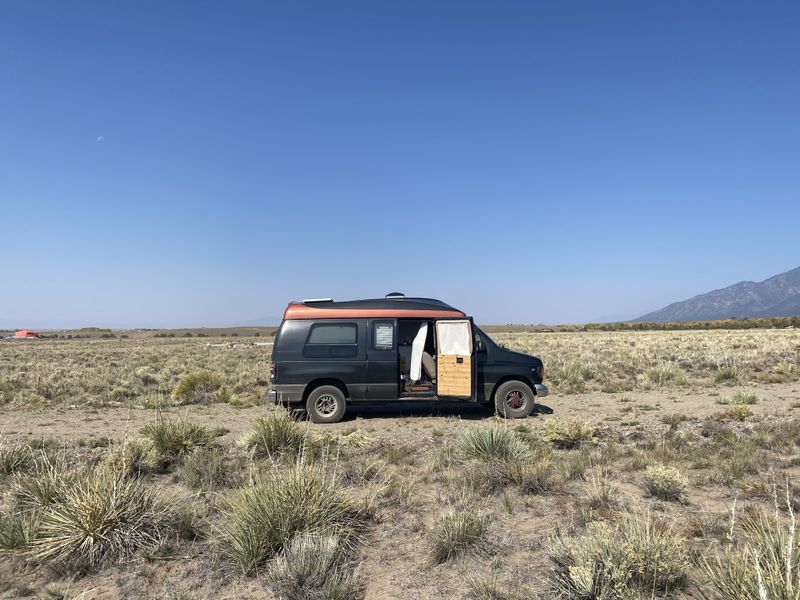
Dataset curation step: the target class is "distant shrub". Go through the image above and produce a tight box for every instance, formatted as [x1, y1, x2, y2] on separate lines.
[643, 464, 687, 501]
[242, 412, 308, 459]
[546, 513, 687, 597]
[171, 371, 223, 404]
[715, 404, 753, 422]
[715, 365, 742, 384]
[643, 363, 687, 387]
[732, 392, 758, 405]
[542, 418, 594, 449]
[550, 361, 594, 393]
[660, 413, 689, 428]
[428, 510, 490, 563]
[182, 332, 193, 338]
[133, 366, 158, 386]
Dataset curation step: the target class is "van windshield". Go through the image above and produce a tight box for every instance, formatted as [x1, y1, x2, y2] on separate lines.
[472, 325, 497, 349]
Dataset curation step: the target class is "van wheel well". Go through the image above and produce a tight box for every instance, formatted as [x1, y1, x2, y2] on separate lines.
[303, 379, 349, 403]
[490, 376, 536, 403]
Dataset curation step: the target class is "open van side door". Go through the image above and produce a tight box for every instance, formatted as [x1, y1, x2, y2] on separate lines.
[435, 320, 474, 399]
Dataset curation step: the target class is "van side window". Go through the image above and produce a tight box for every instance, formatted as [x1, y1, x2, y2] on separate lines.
[372, 321, 394, 350]
[303, 323, 358, 358]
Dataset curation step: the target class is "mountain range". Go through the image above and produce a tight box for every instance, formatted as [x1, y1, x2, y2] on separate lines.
[635, 266, 800, 322]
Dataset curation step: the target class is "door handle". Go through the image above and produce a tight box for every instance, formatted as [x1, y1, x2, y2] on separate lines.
[456, 357, 463, 364]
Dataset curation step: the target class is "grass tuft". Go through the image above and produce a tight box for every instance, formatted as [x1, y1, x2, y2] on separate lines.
[0, 511, 38, 552]
[701, 487, 800, 599]
[643, 363, 688, 387]
[216, 461, 360, 575]
[242, 411, 308, 459]
[428, 510, 490, 563]
[264, 533, 360, 600]
[0, 439, 33, 477]
[456, 423, 532, 461]
[140, 417, 220, 467]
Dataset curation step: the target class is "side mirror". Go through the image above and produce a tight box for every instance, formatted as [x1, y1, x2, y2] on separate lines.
[475, 340, 486, 353]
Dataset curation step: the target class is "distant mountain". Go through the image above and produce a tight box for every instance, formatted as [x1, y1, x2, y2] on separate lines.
[635, 266, 800, 323]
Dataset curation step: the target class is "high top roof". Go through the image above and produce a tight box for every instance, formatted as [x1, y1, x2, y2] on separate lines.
[283, 297, 466, 320]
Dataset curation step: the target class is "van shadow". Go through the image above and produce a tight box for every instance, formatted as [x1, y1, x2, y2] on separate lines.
[340, 401, 553, 421]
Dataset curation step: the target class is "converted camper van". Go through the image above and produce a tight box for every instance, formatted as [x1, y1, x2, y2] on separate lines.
[268, 294, 548, 423]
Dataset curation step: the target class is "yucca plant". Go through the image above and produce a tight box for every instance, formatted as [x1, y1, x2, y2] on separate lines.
[242, 411, 308, 459]
[31, 470, 173, 569]
[428, 510, 490, 563]
[700, 487, 800, 600]
[104, 438, 159, 478]
[216, 461, 360, 575]
[140, 417, 219, 467]
[0, 439, 32, 477]
[265, 533, 360, 600]
[0, 510, 38, 551]
[456, 423, 532, 462]
[14, 455, 80, 510]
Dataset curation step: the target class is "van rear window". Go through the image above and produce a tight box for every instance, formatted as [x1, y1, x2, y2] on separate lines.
[303, 323, 357, 358]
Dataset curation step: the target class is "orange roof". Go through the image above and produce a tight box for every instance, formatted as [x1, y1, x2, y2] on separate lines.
[14, 330, 39, 338]
[284, 304, 465, 320]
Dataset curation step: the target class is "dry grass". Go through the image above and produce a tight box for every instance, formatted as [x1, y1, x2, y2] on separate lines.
[1, 329, 800, 597]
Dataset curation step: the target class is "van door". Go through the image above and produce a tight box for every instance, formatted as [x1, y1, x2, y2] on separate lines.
[366, 319, 398, 399]
[435, 320, 474, 399]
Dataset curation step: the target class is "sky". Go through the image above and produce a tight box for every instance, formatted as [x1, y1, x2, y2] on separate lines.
[1, 1, 798, 328]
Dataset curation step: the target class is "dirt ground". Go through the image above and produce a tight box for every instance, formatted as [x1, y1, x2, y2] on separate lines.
[2, 333, 800, 599]
[2, 382, 798, 446]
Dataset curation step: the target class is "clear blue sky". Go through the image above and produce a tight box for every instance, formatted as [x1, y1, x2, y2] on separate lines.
[1, 1, 798, 328]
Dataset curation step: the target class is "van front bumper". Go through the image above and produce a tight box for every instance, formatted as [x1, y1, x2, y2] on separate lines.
[534, 383, 549, 397]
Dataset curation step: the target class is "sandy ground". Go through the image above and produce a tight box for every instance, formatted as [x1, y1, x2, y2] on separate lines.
[2, 382, 799, 445]
[2, 382, 800, 599]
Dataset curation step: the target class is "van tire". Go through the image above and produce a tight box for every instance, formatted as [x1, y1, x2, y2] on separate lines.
[306, 386, 347, 424]
[494, 380, 535, 419]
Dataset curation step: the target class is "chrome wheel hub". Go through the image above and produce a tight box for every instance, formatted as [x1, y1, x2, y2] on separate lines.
[315, 394, 338, 416]
[505, 390, 524, 409]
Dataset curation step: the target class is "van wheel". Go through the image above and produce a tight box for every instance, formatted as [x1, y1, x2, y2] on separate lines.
[306, 386, 347, 424]
[494, 381, 535, 419]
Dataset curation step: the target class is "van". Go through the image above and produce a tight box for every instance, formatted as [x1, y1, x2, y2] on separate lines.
[268, 294, 548, 423]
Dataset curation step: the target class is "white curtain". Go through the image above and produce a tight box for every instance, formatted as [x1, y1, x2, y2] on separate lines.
[410, 322, 428, 381]
[436, 321, 471, 355]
